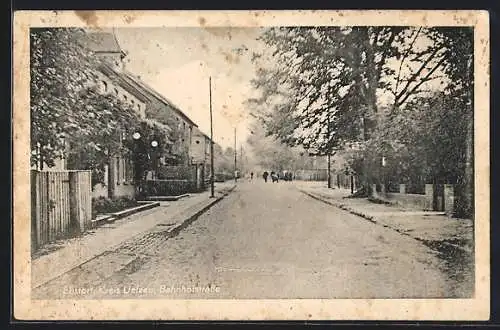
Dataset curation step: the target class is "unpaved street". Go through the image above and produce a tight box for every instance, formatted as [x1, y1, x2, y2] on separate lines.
[34, 181, 473, 300]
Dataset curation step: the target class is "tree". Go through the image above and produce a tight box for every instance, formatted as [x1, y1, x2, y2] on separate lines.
[143, 100, 187, 165]
[65, 86, 141, 186]
[30, 28, 99, 169]
[123, 119, 172, 185]
[245, 122, 315, 172]
[213, 145, 233, 176]
[249, 26, 473, 196]
[31, 28, 158, 189]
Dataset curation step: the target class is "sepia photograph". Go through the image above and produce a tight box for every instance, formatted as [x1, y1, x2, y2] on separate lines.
[13, 10, 489, 320]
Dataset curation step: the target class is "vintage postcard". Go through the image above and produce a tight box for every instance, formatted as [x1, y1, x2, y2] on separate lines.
[13, 10, 489, 320]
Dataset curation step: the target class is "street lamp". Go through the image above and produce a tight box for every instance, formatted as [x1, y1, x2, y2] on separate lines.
[381, 155, 387, 194]
[151, 140, 158, 180]
[132, 131, 143, 198]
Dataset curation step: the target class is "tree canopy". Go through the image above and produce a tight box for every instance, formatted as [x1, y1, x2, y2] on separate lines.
[31, 28, 172, 186]
[247, 26, 473, 215]
[248, 27, 472, 152]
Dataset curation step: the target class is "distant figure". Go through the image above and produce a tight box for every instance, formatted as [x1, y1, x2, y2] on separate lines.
[263, 171, 269, 182]
[271, 171, 279, 183]
[250, 172, 254, 181]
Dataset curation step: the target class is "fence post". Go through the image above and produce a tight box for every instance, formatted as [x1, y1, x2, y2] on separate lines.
[444, 184, 456, 217]
[380, 183, 386, 196]
[69, 171, 78, 233]
[69, 171, 92, 233]
[31, 170, 40, 252]
[399, 184, 406, 194]
[425, 184, 434, 211]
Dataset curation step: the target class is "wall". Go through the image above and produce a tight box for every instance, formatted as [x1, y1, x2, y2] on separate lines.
[385, 192, 430, 210]
[158, 165, 196, 180]
[190, 127, 208, 164]
[96, 71, 146, 119]
[371, 184, 434, 211]
[294, 169, 328, 181]
[91, 157, 135, 199]
[144, 97, 192, 165]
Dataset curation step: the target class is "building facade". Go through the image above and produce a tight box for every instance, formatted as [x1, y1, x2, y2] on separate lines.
[33, 29, 206, 199]
[84, 31, 155, 198]
[119, 70, 198, 166]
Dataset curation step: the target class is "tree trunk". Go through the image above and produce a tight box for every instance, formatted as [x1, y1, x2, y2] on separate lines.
[107, 155, 114, 199]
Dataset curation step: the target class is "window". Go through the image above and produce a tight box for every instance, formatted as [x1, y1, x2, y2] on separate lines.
[131, 99, 135, 104]
[101, 80, 108, 92]
[114, 88, 119, 96]
[122, 155, 134, 184]
[121, 158, 127, 184]
[123, 95, 128, 101]
[116, 156, 121, 185]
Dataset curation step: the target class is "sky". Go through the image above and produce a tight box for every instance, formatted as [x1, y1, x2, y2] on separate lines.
[113, 27, 266, 149]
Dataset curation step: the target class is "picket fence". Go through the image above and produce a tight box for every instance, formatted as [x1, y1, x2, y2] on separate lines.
[31, 170, 92, 251]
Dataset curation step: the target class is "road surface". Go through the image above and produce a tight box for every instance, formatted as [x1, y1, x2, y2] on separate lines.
[33, 180, 472, 299]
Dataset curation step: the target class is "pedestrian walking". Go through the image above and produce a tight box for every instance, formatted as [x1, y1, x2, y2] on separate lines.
[271, 171, 279, 183]
[263, 171, 269, 182]
[250, 172, 254, 181]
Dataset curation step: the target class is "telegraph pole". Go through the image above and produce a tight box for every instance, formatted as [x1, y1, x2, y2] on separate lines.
[209, 76, 215, 198]
[234, 127, 237, 183]
[240, 144, 243, 175]
[327, 108, 332, 188]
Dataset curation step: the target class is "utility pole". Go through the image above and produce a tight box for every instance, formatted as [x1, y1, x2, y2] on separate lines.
[240, 144, 243, 175]
[209, 76, 215, 198]
[327, 108, 332, 188]
[234, 127, 237, 183]
[464, 54, 474, 218]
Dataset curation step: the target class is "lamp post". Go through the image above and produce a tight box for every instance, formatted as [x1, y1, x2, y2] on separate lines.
[381, 155, 387, 194]
[132, 132, 142, 197]
[151, 140, 158, 180]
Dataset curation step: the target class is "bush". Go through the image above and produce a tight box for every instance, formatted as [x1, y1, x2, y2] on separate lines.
[142, 179, 197, 196]
[92, 196, 138, 219]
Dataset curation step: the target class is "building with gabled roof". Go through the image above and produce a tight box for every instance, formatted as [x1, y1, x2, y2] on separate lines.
[118, 70, 200, 165]
[120, 70, 198, 127]
[80, 30, 180, 198]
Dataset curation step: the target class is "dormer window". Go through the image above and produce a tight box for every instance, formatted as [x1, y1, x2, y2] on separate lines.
[100, 80, 108, 92]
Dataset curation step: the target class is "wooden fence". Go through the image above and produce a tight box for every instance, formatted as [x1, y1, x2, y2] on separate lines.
[294, 169, 328, 181]
[31, 170, 92, 251]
